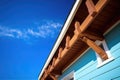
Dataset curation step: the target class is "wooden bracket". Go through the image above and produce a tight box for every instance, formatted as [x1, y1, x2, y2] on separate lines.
[81, 37, 108, 60]
[86, 0, 97, 17]
[65, 35, 71, 49]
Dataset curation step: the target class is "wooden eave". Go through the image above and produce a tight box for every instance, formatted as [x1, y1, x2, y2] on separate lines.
[40, 0, 120, 79]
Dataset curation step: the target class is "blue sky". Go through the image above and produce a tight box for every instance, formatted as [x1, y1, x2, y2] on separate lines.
[0, 0, 74, 80]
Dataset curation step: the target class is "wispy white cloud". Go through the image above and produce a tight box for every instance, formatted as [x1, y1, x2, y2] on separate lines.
[0, 26, 22, 38]
[0, 20, 62, 39]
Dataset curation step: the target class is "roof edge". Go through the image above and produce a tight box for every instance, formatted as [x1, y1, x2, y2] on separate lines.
[38, 0, 82, 79]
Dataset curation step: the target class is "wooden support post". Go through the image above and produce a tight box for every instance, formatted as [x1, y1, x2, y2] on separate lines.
[81, 37, 108, 60]
[58, 47, 63, 59]
[65, 35, 70, 49]
[49, 74, 58, 80]
[86, 0, 97, 17]
[74, 21, 81, 35]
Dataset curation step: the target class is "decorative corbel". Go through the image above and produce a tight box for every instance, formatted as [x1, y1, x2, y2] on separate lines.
[44, 69, 48, 79]
[65, 35, 71, 49]
[48, 65, 51, 73]
[86, 0, 97, 17]
[52, 58, 56, 68]
[74, 21, 81, 35]
[81, 30, 104, 41]
[81, 37, 108, 60]
[58, 47, 63, 59]
[49, 73, 58, 80]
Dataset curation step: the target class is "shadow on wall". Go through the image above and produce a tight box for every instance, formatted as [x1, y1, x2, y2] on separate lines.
[59, 48, 96, 79]
[105, 23, 120, 54]
[73, 49, 96, 71]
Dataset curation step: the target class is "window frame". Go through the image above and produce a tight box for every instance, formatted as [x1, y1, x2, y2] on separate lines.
[62, 71, 74, 80]
[95, 40, 114, 68]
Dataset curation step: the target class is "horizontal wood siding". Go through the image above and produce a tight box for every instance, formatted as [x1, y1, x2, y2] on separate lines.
[58, 22, 120, 80]
[112, 76, 120, 80]
[58, 49, 96, 80]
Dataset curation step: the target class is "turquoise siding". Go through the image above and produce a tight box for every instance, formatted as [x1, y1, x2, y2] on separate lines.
[58, 22, 120, 80]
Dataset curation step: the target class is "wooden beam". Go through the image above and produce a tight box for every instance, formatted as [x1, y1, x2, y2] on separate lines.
[80, 15, 94, 32]
[65, 35, 71, 49]
[44, 69, 49, 75]
[52, 70, 62, 76]
[49, 74, 58, 80]
[52, 58, 56, 67]
[81, 37, 108, 60]
[44, 68, 58, 80]
[48, 65, 51, 73]
[80, 0, 109, 33]
[44, 69, 48, 79]
[50, 65, 54, 72]
[41, 76, 45, 80]
[41, 74, 45, 80]
[40, 0, 111, 79]
[82, 30, 104, 41]
[80, 33, 104, 41]
[74, 20, 104, 41]
[54, 58, 60, 68]
[86, 0, 97, 17]
[41, 77, 44, 80]
[58, 47, 63, 59]
[74, 21, 81, 35]
[49, 58, 56, 72]
[95, 0, 108, 12]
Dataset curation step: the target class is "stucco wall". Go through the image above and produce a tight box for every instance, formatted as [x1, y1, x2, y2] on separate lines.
[58, 22, 120, 80]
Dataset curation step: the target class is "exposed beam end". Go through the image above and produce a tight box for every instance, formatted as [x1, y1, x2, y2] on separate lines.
[86, 0, 97, 17]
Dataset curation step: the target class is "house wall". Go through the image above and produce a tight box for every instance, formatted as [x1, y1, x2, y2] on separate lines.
[58, 21, 120, 80]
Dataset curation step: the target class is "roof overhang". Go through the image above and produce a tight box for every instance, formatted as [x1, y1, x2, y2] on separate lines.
[39, 0, 120, 79]
[38, 0, 82, 79]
